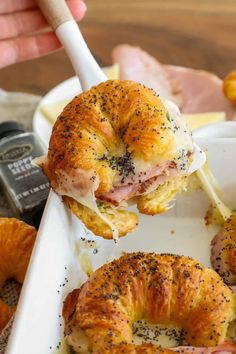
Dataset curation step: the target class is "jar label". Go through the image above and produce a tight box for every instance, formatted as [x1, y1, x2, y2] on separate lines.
[0, 144, 32, 163]
[0, 135, 49, 224]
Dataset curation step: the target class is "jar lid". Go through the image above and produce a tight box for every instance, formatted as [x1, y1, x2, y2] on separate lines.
[0, 121, 26, 140]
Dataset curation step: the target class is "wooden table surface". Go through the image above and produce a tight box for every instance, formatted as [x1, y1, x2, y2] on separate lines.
[0, 0, 235, 96]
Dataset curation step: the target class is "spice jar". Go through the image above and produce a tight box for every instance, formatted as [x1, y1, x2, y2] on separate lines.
[0, 121, 50, 228]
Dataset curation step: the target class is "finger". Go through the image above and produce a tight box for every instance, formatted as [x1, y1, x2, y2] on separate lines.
[0, 0, 86, 40]
[0, 0, 86, 15]
[0, 32, 61, 68]
[0, 0, 36, 14]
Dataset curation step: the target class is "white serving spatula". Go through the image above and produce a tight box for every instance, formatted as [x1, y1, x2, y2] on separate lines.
[36, 0, 205, 173]
[37, 0, 107, 90]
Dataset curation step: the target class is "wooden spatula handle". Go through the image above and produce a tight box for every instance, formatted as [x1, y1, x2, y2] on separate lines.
[36, 0, 73, 30]
[37, 0, 107, 90]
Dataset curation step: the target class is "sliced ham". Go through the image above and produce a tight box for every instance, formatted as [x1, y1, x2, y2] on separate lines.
[172, 341, 236, 354]
[112, 44, 235, 119]
[114, 161, 175, 188]
[112, 44, 182, 107]
[98, 163, 178, 205]
[165, 65, 235, 120]
[211, 228, 236, 286]
[211, 230, 225, 280]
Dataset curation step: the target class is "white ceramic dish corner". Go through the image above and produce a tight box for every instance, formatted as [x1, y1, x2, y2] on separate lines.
[6, 77, 236, 354]
[5, 133, 236, 354]
[194, 121, 236, 139]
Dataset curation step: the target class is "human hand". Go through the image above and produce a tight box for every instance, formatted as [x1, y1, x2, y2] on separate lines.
[0, 0, 86, 68]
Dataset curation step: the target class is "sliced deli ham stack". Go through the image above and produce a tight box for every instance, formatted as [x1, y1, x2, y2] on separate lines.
[166, 65, 235, 119]
[112, 44, 182, 108]
[112, 44, 235, 119]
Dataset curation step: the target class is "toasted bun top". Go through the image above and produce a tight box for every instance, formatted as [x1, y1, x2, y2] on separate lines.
[43, 80, 193, 196]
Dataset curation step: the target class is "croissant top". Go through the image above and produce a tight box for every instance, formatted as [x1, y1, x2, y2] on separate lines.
[41, 80, 192, 197]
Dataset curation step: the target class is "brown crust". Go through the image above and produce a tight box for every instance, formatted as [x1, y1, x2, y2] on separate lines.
[99, 342, 236, 354]
[0, 218, 36, 331]
[63, 289, 80, 326]
[100, 344, 177, 354]
[63, 253, 236, 353]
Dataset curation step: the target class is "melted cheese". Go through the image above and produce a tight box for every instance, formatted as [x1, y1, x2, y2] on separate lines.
[65, 321, 187, 353]
[74, 240, 94, 277]
[31, 154, 48, 167]
[53, 338, 72, 354]
[133, 320, 186, 347]
[76, 251, 93, 277]
[66, 328, 89, 354]
[227, 319, 236, 342]
[34, 157, 120, 242]
[70, 191, 119, 242]
[164, 100, 194, 174]
[55, 169, 119, 242]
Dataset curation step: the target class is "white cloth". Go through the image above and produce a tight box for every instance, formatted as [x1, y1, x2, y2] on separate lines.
[0, 89, 41, 128]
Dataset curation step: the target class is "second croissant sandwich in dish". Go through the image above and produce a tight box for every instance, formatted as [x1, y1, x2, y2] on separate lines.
[38, 80, 194, 239]
[63, 252, 236, 353]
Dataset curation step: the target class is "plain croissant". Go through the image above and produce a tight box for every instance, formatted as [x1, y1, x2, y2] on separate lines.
[0, 218, 36, 331]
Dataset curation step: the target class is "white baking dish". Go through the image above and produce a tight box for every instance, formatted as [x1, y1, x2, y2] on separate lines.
[5, 134, 236, 354]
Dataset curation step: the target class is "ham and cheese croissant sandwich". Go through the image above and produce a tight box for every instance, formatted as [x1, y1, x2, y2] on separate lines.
[39, 80, 193, 238]
[63, 252, 236, 354]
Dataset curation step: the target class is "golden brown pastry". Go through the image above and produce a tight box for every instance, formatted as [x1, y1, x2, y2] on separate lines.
[211, 213, 236, 286]
[39, 80, 193, 238]
[0, 301, 15, 332]
[0, 218, 36, 331]
[223, 71, 236, 105]
[63, 253, 236, 353]
[100, 342, 236, 354]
